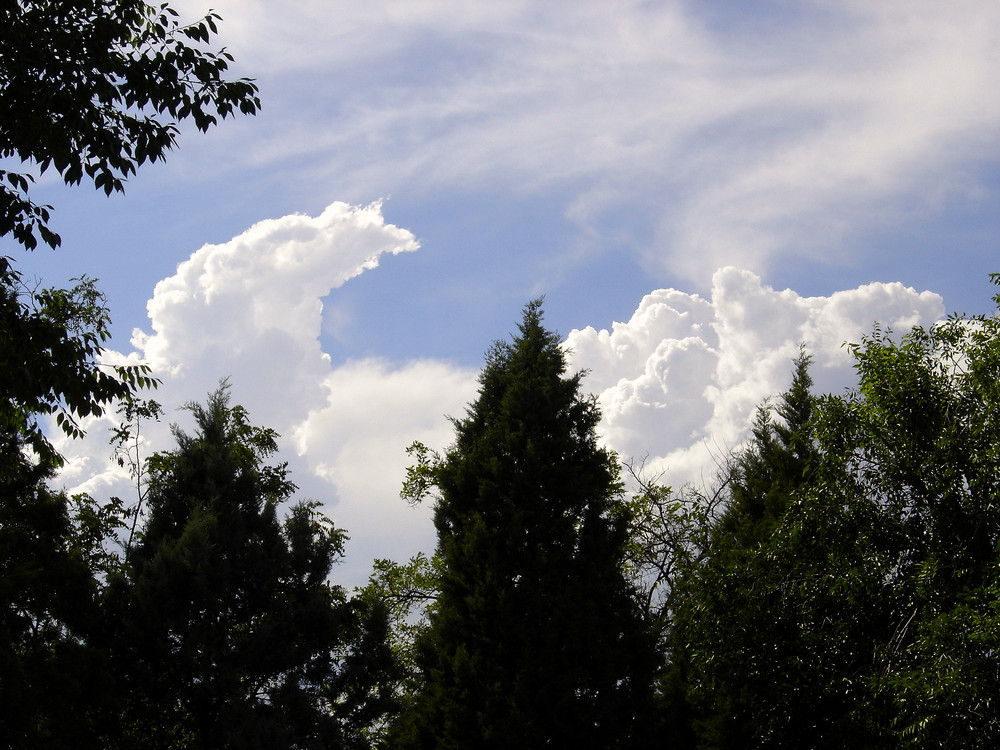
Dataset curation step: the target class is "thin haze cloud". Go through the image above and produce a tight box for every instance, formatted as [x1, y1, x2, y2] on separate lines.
[171, 0, 1000, 285]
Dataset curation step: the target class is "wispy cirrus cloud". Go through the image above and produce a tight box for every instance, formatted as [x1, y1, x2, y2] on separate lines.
[172, 0, 1000, 286]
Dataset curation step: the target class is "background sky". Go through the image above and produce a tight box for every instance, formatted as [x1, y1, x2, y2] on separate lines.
[11, 0, 1000, 587]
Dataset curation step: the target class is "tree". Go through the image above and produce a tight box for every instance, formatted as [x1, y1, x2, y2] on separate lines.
[624, 354, 821, 750]
[664, 349, 887, 749]
[1, 0, 260, 251]
[0, 6, 261, 744]
[0, 266, 156, 473]
[0, 451, 125, 749]
[356, 550, 443, 711]
[392, 300, 658, 749]
[107, 384, 397, 749]
[0, 269, 148, 748]
[817, 284, 1000, 747]
[669, 279, 1000, 747]
[713, 347, 817, 549]
[1, 0, 258, 459]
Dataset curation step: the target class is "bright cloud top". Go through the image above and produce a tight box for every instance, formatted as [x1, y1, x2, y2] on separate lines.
[176, 0, 1000, 283]
[127, 200, 480, 571]
[133, 202, 415, 375]
[566, 267, 945, 487]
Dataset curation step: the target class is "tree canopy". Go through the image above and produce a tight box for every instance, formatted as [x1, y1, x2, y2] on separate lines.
[659, 279, 1000, 748]
[1, 0, 260, 250]
[0, 268, 156, 473]
[108, 384, 398, 749]
[6, 271, 1000, 746]
[1, 0, 260, 470]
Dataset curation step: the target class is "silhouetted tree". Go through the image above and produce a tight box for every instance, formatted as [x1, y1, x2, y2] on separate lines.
[393, 301, 658, 749]
[108, 384, 398, 749]
[1, 0, 260, 251]
[666, 349, 877, 749]
[0, 272, 147, 748]
[0, 448, 123, 749]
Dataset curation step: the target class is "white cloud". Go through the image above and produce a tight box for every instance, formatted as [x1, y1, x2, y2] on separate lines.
[566, 267, 945, 488]
[131, 201, 418, 422]
[54, 253, 948, 592]
[51, 203, 945, 590]
[54, 201, 477, 587]
[292, 358, 478, 567]
[171, 1, 1000, 284]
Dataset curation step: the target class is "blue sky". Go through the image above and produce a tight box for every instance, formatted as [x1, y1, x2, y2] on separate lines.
[12, 0, 1000, 586]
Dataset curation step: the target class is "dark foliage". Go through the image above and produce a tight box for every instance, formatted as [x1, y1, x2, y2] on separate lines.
[0, 265, 155, 473]
[0, 450, 120, 749]
[666, 280, 1000, 748]
[0, 0, 260, 250]
[106, 385, 399, 749]
[393, 301, 658, 749]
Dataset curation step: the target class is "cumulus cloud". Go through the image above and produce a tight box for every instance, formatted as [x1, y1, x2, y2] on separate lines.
[133, 201, 416, 389]
[291, 358, 477, 565]
[129, 201, 434, 457]
[565, 267, 945, 488]
[51, 204, 945, 589]
[55, 201, 478, 587]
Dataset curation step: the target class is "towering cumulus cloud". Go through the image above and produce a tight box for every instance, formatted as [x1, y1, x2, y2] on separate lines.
[128, 201, 480, 568]
[132, 202, 419, 423]
[53, 211, 945, 587]
[565, 268, 945, 487]
[56, 202, 478, 581]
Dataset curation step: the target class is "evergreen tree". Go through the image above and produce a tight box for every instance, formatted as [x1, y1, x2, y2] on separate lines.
[715, 347, 816, 549]
[668, 349, 874, 749]
[107, 384, 397, 749]
[392, 300, 657, 749]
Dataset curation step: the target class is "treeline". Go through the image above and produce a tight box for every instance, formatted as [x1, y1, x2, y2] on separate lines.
[4, 283, 1000, 748]
[4, 2, 1000, 747]
[363, 293, 1000, 749]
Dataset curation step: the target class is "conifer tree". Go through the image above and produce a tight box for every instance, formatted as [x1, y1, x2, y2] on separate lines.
[107, 384, 397, 749]
[393, 300, 657, 749]
[714, 347, 817, 549]
[669, 350, 833, 748]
